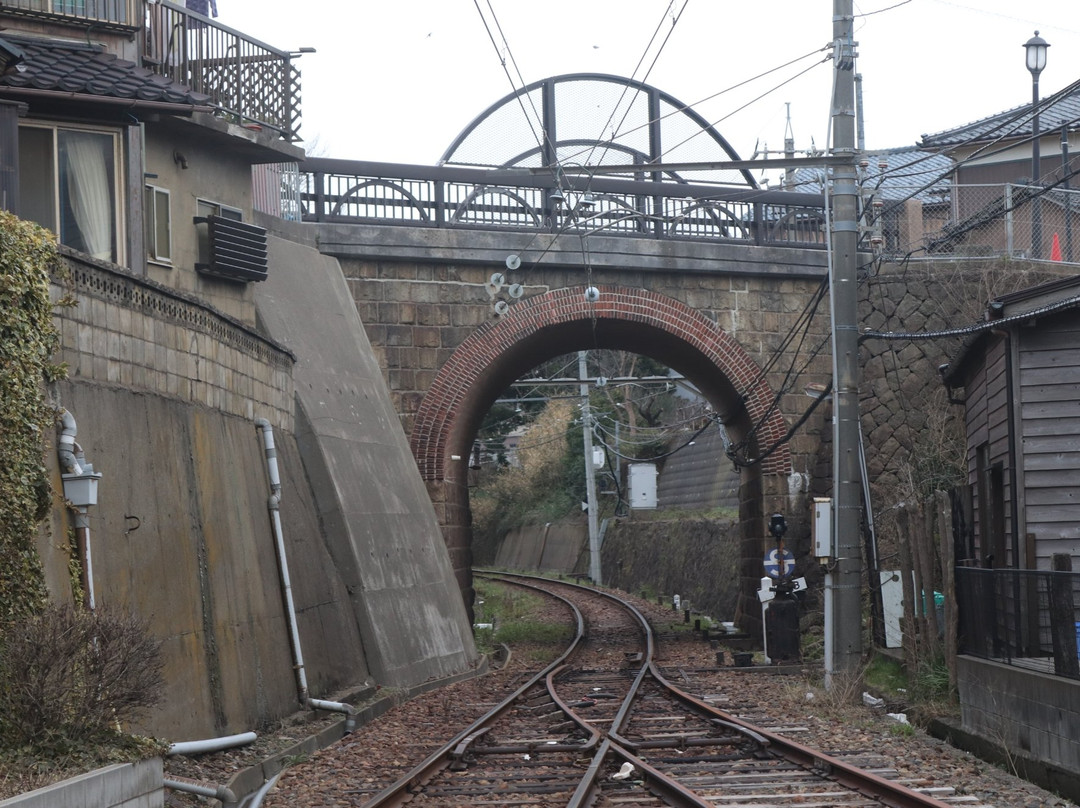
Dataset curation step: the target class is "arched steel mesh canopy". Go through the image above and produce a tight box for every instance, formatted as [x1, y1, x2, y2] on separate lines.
[440, 73, 757, 188]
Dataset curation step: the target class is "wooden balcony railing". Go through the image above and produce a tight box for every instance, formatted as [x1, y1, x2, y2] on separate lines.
[143, 0, 300, 139]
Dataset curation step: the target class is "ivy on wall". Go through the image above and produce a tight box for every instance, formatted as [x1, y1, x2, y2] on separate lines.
[0, 210, 67, 624]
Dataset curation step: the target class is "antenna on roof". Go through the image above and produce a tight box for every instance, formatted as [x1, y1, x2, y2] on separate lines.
[784, 103, 796, 191]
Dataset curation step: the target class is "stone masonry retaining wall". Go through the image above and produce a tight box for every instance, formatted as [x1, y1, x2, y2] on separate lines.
[53, 248, 294, 431]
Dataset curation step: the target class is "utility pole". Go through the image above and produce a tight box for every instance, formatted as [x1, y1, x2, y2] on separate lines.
[827, 0, 863, 682]
[579, 351, 602, 584]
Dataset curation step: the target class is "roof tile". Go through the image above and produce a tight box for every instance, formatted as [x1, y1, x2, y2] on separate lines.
[0, 33, 213, 107]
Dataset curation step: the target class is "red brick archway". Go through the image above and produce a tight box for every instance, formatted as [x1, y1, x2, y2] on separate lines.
[410, 285, 792, 480]
[409, 284, 794, 620]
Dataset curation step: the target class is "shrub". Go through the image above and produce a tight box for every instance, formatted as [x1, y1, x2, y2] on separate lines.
[0, 605, 164, 752]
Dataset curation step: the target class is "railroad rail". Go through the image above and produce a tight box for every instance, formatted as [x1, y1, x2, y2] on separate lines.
[359, 573, 989, 807]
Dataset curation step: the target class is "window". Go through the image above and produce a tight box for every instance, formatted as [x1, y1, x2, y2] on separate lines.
[144, 185, 172, 264]
[19, 124, 122, 263]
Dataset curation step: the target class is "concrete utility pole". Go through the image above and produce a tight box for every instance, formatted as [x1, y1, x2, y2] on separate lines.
[827, 0, 863, 681]
[579, 351, 602, 584]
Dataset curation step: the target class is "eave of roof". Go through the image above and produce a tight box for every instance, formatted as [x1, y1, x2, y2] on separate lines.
[941, 272, 1080, 385]
[920, 88, 1080, 149]
[0, 33, 213, 109]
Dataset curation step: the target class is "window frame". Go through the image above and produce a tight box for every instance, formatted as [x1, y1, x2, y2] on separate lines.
[144, 184, 172, 265]
[18, 121, 126, 265]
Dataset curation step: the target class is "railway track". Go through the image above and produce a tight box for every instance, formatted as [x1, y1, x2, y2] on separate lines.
[357, 573, 990, 808]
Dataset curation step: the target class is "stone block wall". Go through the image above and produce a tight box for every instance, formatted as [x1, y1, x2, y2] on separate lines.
[53, 249, 293, 431]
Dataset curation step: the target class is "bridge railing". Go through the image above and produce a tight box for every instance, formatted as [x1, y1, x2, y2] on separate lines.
[275, 158, 828, 248]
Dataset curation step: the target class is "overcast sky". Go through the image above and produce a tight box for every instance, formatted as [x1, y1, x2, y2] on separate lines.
[222, 1, 1078, 171]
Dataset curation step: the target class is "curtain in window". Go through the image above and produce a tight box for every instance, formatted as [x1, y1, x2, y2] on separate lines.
[59, 130, 115, 261]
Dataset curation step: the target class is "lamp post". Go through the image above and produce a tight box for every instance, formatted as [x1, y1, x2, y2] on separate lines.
[1025, 31, 1049, 259]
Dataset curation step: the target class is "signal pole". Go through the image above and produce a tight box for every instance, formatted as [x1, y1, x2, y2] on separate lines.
[827, 0, 863, 680]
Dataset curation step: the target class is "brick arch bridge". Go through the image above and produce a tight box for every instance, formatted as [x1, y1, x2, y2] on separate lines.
[294, 157, 834, 614]
[409, 284, 796, 607]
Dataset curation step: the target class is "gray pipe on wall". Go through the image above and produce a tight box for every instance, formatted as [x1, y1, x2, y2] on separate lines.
[254, 418, 357, 732]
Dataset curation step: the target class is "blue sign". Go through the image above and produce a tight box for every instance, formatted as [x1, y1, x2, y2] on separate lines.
[763, 548, 795, 579]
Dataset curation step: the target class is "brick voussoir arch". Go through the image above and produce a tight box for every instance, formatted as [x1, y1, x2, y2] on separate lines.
[410, 286, 792, 479]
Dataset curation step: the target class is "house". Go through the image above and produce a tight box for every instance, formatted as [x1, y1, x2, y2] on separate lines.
[0, 0, 305, 322]
[921, 89, 1080, 261]
[0, 0, 478, 746]
[794, 146, 953, 257]
[940, 273, 1080, 788]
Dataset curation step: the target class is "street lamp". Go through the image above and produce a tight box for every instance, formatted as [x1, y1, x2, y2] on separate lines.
[1025, 31, 1049, 258]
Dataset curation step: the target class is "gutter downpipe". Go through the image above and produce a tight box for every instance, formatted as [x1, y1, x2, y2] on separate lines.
[254, 418, 357, 732]
[57, 408, 96, 611]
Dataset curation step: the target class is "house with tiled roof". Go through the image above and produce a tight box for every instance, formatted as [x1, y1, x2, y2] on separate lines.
[0, 0, 304, 322]
[0, 5, 480, 773]
[920, 87, 1080, 261]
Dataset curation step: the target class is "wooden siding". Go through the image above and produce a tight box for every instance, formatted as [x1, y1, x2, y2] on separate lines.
[964, 335, 1013, 562]
[1018, 313, 1080, 565]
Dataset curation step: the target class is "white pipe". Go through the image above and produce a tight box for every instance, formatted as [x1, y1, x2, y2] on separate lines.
[164, 777, 237, 805]
[245, 771, 283, 808]
[255, 418, 309, 704]
[308, 697, 357, 732]
[74, 509, 96, 611]
[255, 419, 356, 732]
[57, 408, 83, 475]
[168, 731, 257, 756]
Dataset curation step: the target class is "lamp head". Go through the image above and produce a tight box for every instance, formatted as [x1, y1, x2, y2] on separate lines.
[1025, 31, 1049, 77]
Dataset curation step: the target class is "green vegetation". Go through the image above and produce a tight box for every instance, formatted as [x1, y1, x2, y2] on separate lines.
[473, 579, 573, 658]
[0, 213, 164, 796]
[0, 210, 67, 624]
[470, 398, 585, 563]
[864, 652, 908, 701]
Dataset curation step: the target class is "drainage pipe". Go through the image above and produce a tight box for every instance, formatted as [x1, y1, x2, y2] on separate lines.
[254, 419, 357, 732]
[243, 770, 283, 808]
[164, 775, 238, 805]
[57, 408, 83, 475]
[56, 407, 95, 610]
[167, 731, 257, 757]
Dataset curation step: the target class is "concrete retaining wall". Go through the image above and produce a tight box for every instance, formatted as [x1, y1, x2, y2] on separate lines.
[0, 759, 162, 808]
[958, 656, 1080, 781]
[493, 521, 588, 573]
[38, 233, 477, 741]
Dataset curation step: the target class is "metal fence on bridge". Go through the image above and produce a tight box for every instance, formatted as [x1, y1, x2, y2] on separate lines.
[254, 159, 829, 248]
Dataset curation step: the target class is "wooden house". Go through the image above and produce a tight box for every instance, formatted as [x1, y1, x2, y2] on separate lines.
[940, 273, 1080, 786]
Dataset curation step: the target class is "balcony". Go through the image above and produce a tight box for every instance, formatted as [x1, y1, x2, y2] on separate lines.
[0, 0, 301, 139]
[0, 0, 135, 28]
[144, 1, 300, 139]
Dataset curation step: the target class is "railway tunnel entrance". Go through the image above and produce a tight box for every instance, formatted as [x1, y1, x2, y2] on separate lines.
[409, 285, 795, 625]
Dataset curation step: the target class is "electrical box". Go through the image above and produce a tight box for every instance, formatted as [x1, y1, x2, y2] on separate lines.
[813, 497, 832, 561]
[591, 446, 605, 469]
[628, 463, 657, 509]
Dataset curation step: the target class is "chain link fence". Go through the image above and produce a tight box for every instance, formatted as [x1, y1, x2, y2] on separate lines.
[872, 182, 1080, 263]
